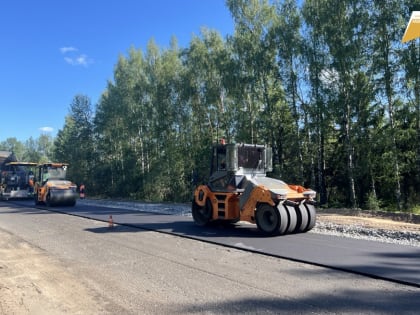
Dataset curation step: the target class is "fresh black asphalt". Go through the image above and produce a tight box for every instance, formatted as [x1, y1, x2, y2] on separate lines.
[10, 200, 420, 288]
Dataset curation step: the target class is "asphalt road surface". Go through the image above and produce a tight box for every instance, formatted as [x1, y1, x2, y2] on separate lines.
[1, 200, 420, 314]
[40, 200, 420, 287]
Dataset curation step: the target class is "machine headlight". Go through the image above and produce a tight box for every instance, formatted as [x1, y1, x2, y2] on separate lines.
[303, 190, 317, 199]
[275, 189, 288, 200]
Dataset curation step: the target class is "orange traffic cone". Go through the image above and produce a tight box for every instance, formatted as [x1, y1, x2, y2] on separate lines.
[108, 215, 114, 228]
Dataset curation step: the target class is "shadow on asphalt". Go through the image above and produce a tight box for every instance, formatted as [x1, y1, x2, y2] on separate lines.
[84, 220, 266, 239]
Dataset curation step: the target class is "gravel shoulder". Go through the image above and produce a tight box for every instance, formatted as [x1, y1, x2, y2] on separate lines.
[317, 213, 420, 232]
[314, 211, 420, 247]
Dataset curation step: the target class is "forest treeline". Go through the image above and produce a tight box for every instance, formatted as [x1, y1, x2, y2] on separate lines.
[2, 0, 420, 211]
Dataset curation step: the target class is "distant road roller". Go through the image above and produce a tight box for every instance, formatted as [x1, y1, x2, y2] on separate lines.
[192, 142, 317, 236]
[34, 163, 78, 207]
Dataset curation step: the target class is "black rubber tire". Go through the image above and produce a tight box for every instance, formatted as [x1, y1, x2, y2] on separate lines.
[295, 203, 309, 233]
[192, 198, 213, 226]
[256, 204, 281, 235]
[284, 204, 297, 233]
[277, 204, 289, 235]
[46, 193, 51, 207]
[34, 193, 41, 205]
[304, 203, 317, 231]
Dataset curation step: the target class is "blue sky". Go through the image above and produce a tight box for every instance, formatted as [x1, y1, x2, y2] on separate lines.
[0, 0, 234, 142]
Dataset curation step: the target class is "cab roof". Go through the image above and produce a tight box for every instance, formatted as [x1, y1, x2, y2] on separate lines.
[38, 163, 69, 167]
[6, 162, 38, 166]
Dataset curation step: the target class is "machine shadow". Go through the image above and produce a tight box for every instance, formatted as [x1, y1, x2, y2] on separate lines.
[84, 219, 267, 238]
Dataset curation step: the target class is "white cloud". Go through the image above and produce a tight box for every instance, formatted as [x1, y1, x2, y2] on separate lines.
[75, 54, 89, 66]
[39, 126, 54, 133]
[60, 46, 93, 67]
[64, 54, 92, 67]
[60, 46, 78, 54]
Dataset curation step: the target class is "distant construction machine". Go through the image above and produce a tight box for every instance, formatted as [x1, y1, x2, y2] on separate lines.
[0, 162, 37, 200]
[34, 163, 78, 207]
[192, 142, 317, 236]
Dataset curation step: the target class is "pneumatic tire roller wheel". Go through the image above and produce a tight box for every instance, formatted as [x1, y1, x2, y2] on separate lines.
[192, 199, 213, 226]
[255, 204, 289, 236]
[256, 202, 316, 236]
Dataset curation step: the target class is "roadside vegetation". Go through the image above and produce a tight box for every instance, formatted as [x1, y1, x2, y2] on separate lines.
[1, 0, 420, 213]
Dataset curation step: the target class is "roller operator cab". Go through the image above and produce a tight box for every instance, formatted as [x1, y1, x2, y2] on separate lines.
[34, 163, 78, 207]
[192, 143, 317, 235]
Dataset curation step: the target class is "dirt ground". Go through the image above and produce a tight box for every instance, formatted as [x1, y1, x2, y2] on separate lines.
[1, 212, 419, 314]
[0, 229, 106, 315]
